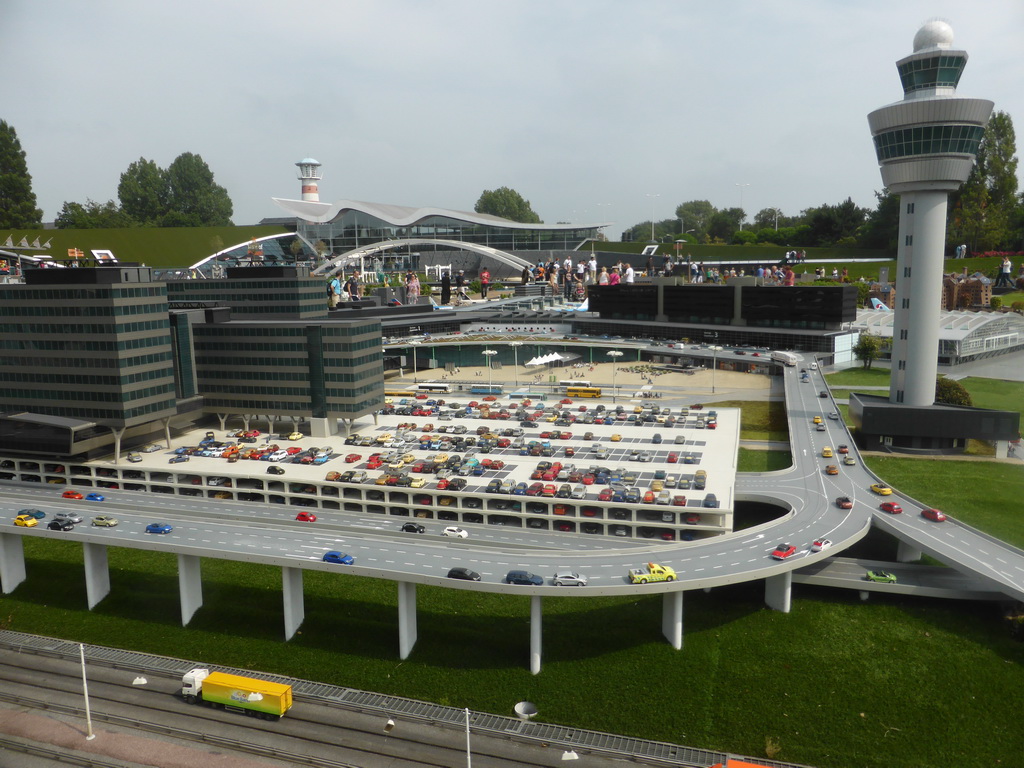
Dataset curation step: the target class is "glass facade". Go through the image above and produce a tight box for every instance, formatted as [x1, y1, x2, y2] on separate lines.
[873, 124, 984, 161]
[297, 210, 600, 254]
[897, 55, 965, 93]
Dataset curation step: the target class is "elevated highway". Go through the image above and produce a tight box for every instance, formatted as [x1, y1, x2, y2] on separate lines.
[2, 341, 1023, 674]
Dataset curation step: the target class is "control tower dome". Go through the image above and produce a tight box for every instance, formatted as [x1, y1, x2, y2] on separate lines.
[866, 22, 993, 408]
[296, 158, 322, 203]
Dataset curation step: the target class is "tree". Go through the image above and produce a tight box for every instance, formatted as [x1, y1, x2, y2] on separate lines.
[0, 120, 42, 228]
[950, 110, 1020, 251]
[675, 200, 716, 241]
[118, 158, 166, 225]
[752, 207, 790, 231]
[162, 153, 233, 227]
[858, 190, 900, 251]
[935, 376, 972, 407]
[853, 334, 882, 370]
[474, 187, 541, 223]
[54, 199, 135, 229]
[804, 198, 867, 247]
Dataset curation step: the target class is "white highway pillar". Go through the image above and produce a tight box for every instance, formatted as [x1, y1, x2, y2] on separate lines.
[282, 566, 305, 640]
[397, 581, 418, 658]
[530, 595, 543, 675]
[177, 554, 203, 626]
[0, 534, 26, 594]
[765, 571, 792, 613]
[661, 591, 684, 649]
[897, 540, 923, 562]
[83, 543, 110, 609]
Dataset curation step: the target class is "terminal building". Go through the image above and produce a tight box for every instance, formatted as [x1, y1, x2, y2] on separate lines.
[0, 266, 384, 457]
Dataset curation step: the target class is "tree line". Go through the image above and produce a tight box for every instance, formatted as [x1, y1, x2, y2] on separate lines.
[0, 120, 232, 229]
[623, 111, 1022, 254]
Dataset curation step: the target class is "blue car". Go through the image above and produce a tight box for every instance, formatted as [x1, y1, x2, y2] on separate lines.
[323, 551, 354, 565]
[85, 493, 105, 502]
[312, 454, 330, 465]
[505, 570, 544, 586]
[19, 508, 46, 519]
[145, 522, 173, 534]
[512, 482, 528, 495]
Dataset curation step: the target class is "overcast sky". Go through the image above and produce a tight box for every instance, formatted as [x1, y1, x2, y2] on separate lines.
[5, 0, 1023, 240]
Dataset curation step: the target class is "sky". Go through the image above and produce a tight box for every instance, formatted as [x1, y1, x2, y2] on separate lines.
[5, 0, 1024, 240]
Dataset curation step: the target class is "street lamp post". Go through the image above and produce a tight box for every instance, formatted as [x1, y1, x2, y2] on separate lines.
[710, 345, 723, 394]
[409, 340, 420, 383]
[646, 193, 660, 241]
[606, 350, 623, 402]
[735, 183, 750, 229]
[482, 349, 497, 392]
[509, 341, 523, 391]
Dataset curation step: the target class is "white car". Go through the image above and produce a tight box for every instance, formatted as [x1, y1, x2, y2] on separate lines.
[552, 568, 588, 587]
[442, 526, 468, 539]
[126, 451, 143, 463]
[268, 450, 289, 462]
[141, 443, 162, 453]
[828, 411, 840, 420]
[810, 538, 833, 553]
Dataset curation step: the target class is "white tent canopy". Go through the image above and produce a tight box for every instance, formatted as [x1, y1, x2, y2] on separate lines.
[524, 353, 564, 367]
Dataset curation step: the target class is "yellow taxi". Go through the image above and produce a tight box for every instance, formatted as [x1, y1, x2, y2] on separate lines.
[813, 416, 823, 424]
[821, 446, 833, 458]
[610, 434, 622, 442]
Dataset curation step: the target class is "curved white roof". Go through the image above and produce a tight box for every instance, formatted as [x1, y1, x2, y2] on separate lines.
[271, 197, 607, 232]
[853, 308, 1024, 341]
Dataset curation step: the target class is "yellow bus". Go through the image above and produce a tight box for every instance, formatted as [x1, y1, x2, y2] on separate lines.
[566, 386, 602, 398]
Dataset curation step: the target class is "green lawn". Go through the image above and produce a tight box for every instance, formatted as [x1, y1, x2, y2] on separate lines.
[737, 448, 792, 472]
[715, 399, 789, 441]
[6, 526, 1024, 768]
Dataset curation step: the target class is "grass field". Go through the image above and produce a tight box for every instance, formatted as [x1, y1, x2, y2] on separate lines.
[3, 402, 1023, 767]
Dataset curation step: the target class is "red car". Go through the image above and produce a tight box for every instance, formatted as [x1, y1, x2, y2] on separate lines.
[667, 452, 679, 464]
[673, 495, 688, 506]
[286, 446, 302, 455]
[921, 508, 947, 522]
[482, 395, 498, 401]
[835, 496, 854, 509]
[345, 453, 362, 463]
[560, 398, 573, 404]
[598, 488, 613, 501]
[436, 478, 450, 490]
[771, 543, 797, 560]
[541, 484, 557, 497]
[642, 491, 656, 504]
[879, 502, 903, 514]
[295, 511, 317, 522]
[582, 473, 595, 485]
[62, 490, 84, 500]
[527, 482, 545, 496]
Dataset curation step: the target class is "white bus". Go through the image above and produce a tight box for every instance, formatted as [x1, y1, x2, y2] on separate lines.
[770, 351, 798, 367]
[559, 379, 592, 389]
[413, 382, 452, 394]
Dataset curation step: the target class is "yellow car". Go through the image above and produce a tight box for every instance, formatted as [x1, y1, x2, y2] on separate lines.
[545, 414, 558, 422]
[610, 434, 622, 442]
[813, 416, 823, 424]
[651, 479, 664, 491]
[870, 483, 893, 496]
[375, 433, 393, 444]
[409, 476, 426, 488]
[825, 464, 839, 475]
[821, 446, 833, 458]
[375, 474, 390, 486]
[14, 514, 38, 527]
[434, 453, 449, 464]
[843, 456, 857, 466]
[402, 453, 416, 464]
[388, 459, 406, 470]
[287, 431, 304, 441]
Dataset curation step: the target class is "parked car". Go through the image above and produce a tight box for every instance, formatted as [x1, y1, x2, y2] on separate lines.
[505, 570, 544, 586]
[267, 465, 285, 475]
[322, 551, 354, 565]
[771, 543, 797, 560]
[552, 569, 588, 587]
[447, 567, 481, 581]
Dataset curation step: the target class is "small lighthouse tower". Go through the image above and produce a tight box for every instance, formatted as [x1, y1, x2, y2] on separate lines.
[867, 21, 992, 407]
[296, 158, 322, 202]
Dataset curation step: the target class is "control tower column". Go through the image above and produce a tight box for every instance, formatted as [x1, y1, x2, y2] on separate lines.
[867, 20, 992, 407]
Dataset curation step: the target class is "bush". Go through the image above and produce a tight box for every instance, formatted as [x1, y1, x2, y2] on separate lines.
[991, 296, 1003, 310]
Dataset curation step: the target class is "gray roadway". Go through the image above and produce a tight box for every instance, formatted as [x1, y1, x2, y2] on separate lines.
[4, 340, 1024, 603]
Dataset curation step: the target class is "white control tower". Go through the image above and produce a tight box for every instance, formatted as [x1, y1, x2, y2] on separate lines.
[867, 21, 992, 407]
[296, 158, 322, 202]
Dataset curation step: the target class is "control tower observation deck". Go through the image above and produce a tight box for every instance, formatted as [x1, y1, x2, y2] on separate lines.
[867, 21, 992, 407]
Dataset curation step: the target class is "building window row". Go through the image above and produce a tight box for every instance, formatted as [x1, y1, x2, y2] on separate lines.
[6, 382, 176, 403]
[0, 303, 168, 318]
[897, 54, 965, 92]
[873, 124, 984, 161]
